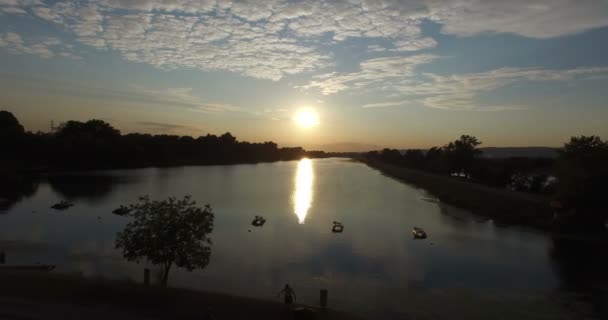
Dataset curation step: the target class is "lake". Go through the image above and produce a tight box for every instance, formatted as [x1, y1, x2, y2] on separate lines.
[0, 158, 604, 319]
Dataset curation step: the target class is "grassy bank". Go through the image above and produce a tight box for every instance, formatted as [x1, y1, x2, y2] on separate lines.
[0, 270, 359, 320]
[362, 159, 554, 229]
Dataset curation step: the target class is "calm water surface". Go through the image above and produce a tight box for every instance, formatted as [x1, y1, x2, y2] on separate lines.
[0, 158, 601, 318]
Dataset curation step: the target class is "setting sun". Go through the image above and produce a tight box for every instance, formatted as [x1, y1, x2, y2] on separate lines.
[294, 109, 319, 128]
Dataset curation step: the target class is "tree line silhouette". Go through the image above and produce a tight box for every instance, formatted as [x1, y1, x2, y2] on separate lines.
[1, 110, 331, 171]
[366, 135, 555, 192]
[366, 134, 608, 228]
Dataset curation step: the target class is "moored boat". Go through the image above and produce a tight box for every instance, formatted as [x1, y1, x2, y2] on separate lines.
[51, 200, 73, 210]
[112, 205, 131, 215]
[412, 226, 427, 239]
[332, 221, 344, 233]
[252, 215, 266, 226]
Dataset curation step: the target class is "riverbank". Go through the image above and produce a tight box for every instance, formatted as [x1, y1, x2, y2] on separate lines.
[0, 270, 358, 320]
[362, 159, 554, 229]
[0, 270, 600, 320]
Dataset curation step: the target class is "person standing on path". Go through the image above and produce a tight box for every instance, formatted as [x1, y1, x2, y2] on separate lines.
[278, 284, 296, 305]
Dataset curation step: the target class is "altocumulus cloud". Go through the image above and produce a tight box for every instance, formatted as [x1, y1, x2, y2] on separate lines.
[1, 0, 608, 110]
[0, 32, 80, 59]
[3, 0, 604, 80]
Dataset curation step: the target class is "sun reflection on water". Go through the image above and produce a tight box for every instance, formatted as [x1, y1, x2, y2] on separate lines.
[293, 158, 314, 224]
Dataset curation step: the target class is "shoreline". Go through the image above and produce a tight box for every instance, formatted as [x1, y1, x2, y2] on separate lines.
[7, 156, 349, 176]
[361, 159, 555, 230]
[0, 270, 359, 320]
[0, 270, 601, 320]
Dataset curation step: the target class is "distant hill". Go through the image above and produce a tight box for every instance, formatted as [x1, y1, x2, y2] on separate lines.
[478, 147, 559, 159]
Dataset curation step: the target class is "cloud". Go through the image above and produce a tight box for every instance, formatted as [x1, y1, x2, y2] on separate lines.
[0, 32, 79, 59]
[1, 6, 26, 13]
[136, 121, 191, 130]
[284, 0, 429, 41]
[99, 0, 218, 14]
[392, 37, 437, 51]
[2, 0, 441, 81]
[362, 100, 409, 109]
[2, 0, 607, 83]
[0, 72, 240, 115]
[0, 0, 41, 6]
[10, 1, 334, 80]
[366, 44, 387, 53]
[125, 85, 240, 113]
[418, 67, 608, 110]
[71, 4, 104, 43]
[424, 0, 608, 39]
[476, 105, 528, 112]
[304, 54, 437, 95]
[30, 3, 69, 23]
[133, 121, 205, 136]
[355, 66, 608, 111]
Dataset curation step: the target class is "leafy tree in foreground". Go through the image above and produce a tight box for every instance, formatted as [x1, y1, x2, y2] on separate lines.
[114, 195, 214, 286]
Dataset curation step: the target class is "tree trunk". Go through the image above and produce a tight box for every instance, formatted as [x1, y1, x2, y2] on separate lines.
[161, 262, 172, 287]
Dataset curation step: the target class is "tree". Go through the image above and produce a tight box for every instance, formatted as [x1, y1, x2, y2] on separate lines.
[379, 148, 402, 164]
[55, 119, 120, 144]
[555, 136, 608, 227]
[114, 195, 214, 286]
[0, 110, 25, 139]
[53, 119, 123, 168]
[219, 132, 237, 144]
[0, 110, 29, 168]
[403, 149, 425, 169]
[443, 135, 482, 177]
[2, 112, 312, 169]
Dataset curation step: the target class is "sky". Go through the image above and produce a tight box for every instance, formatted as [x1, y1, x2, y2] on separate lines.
[1, 0, 608, 151]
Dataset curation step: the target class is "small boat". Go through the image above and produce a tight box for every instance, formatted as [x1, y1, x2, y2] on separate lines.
[332, 221, 344, 233]
[252, 215, 266, 227]
[51, 200, 73, 210]
[412, 227, 427, 239]
[112, 205, 131, 215]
